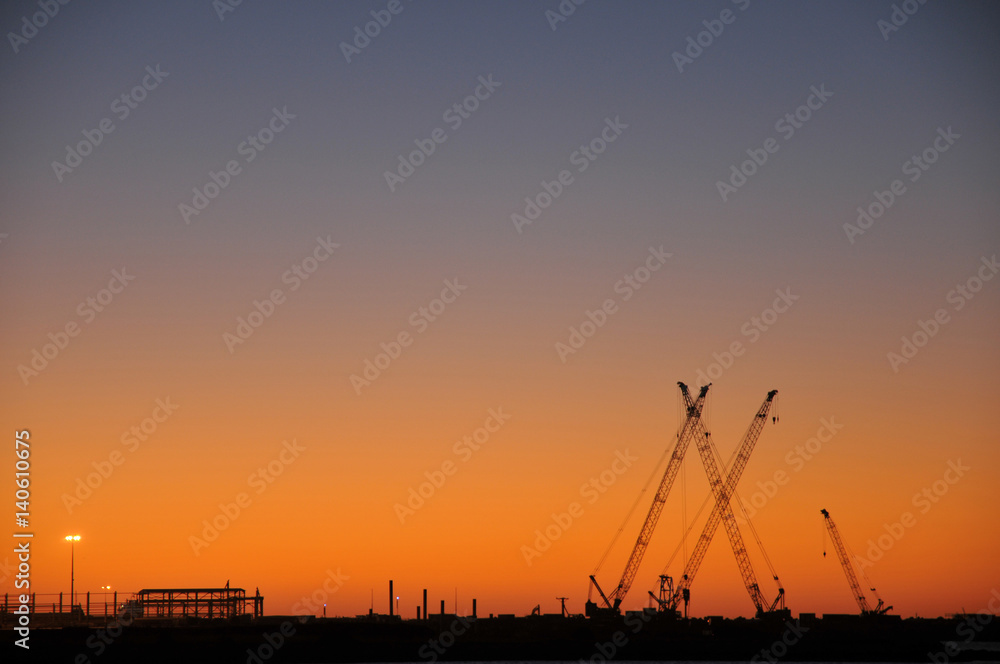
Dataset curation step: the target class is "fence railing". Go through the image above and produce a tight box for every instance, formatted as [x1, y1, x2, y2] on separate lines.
[2, 591, 124, 617]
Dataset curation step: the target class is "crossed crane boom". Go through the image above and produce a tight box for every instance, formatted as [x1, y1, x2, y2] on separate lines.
[587, 382, 783, 618]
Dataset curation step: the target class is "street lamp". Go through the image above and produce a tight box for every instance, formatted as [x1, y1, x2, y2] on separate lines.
[65, 535, 80, 612]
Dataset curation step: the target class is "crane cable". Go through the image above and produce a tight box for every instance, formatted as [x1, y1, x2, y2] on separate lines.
[711, 416, 783, 589]
[657, 479, 714, 578]
[821, 511, 882, 606]
[843, 526, 884, 604]
[733, 485, 782, 587]
[657, 394, 737, 581]
[590, 442, 671, 575]
[590, 392, 686, 577]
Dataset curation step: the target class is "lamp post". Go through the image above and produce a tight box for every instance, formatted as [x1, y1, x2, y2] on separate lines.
[65, 535, 80, 612]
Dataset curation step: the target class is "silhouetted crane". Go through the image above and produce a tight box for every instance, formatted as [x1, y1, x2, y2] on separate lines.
[655, 389, 783, 617]
[821, 508, 891, 616]
[586, 382, 709, 617]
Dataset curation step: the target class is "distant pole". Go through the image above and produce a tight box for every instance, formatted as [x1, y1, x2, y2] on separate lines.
[473, 598, 477, 618]
[423, 589, 427, 619]
[389, 580, 393, 617]
[64, 535, 81, 612]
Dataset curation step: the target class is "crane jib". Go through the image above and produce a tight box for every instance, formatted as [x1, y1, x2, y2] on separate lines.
[602, 382, 709, 608]
[668, 390, 777, 612]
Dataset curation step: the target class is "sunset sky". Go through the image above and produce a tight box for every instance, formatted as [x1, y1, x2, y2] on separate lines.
[1, 1, 998, 620]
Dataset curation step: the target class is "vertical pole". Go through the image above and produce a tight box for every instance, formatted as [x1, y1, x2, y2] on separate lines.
[70, 541, 75, 611]
[417, 606, 421, 620]
[440, 600, 445, 616]
[423, 589, 427, 620]
[473, 598, 477, 618]
[389, 580, 393, 617]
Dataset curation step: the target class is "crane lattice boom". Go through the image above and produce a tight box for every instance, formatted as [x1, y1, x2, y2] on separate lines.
[590, 382, 708, 612]
[682, 389, 776, 614]
[667, 390, 778, 612]
[821, 508, 889, 616]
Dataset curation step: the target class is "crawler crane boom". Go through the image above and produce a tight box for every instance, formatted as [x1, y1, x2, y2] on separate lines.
[586, 382, 708, 616]
[664, 390, 780, 615]
[821, 508, 891, 616]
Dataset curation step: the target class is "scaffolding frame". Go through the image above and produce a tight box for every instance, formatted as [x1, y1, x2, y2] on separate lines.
[129, 587, 263, 619]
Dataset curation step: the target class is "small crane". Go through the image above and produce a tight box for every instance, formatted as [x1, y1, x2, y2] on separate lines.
[820, 509, 891, 616]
